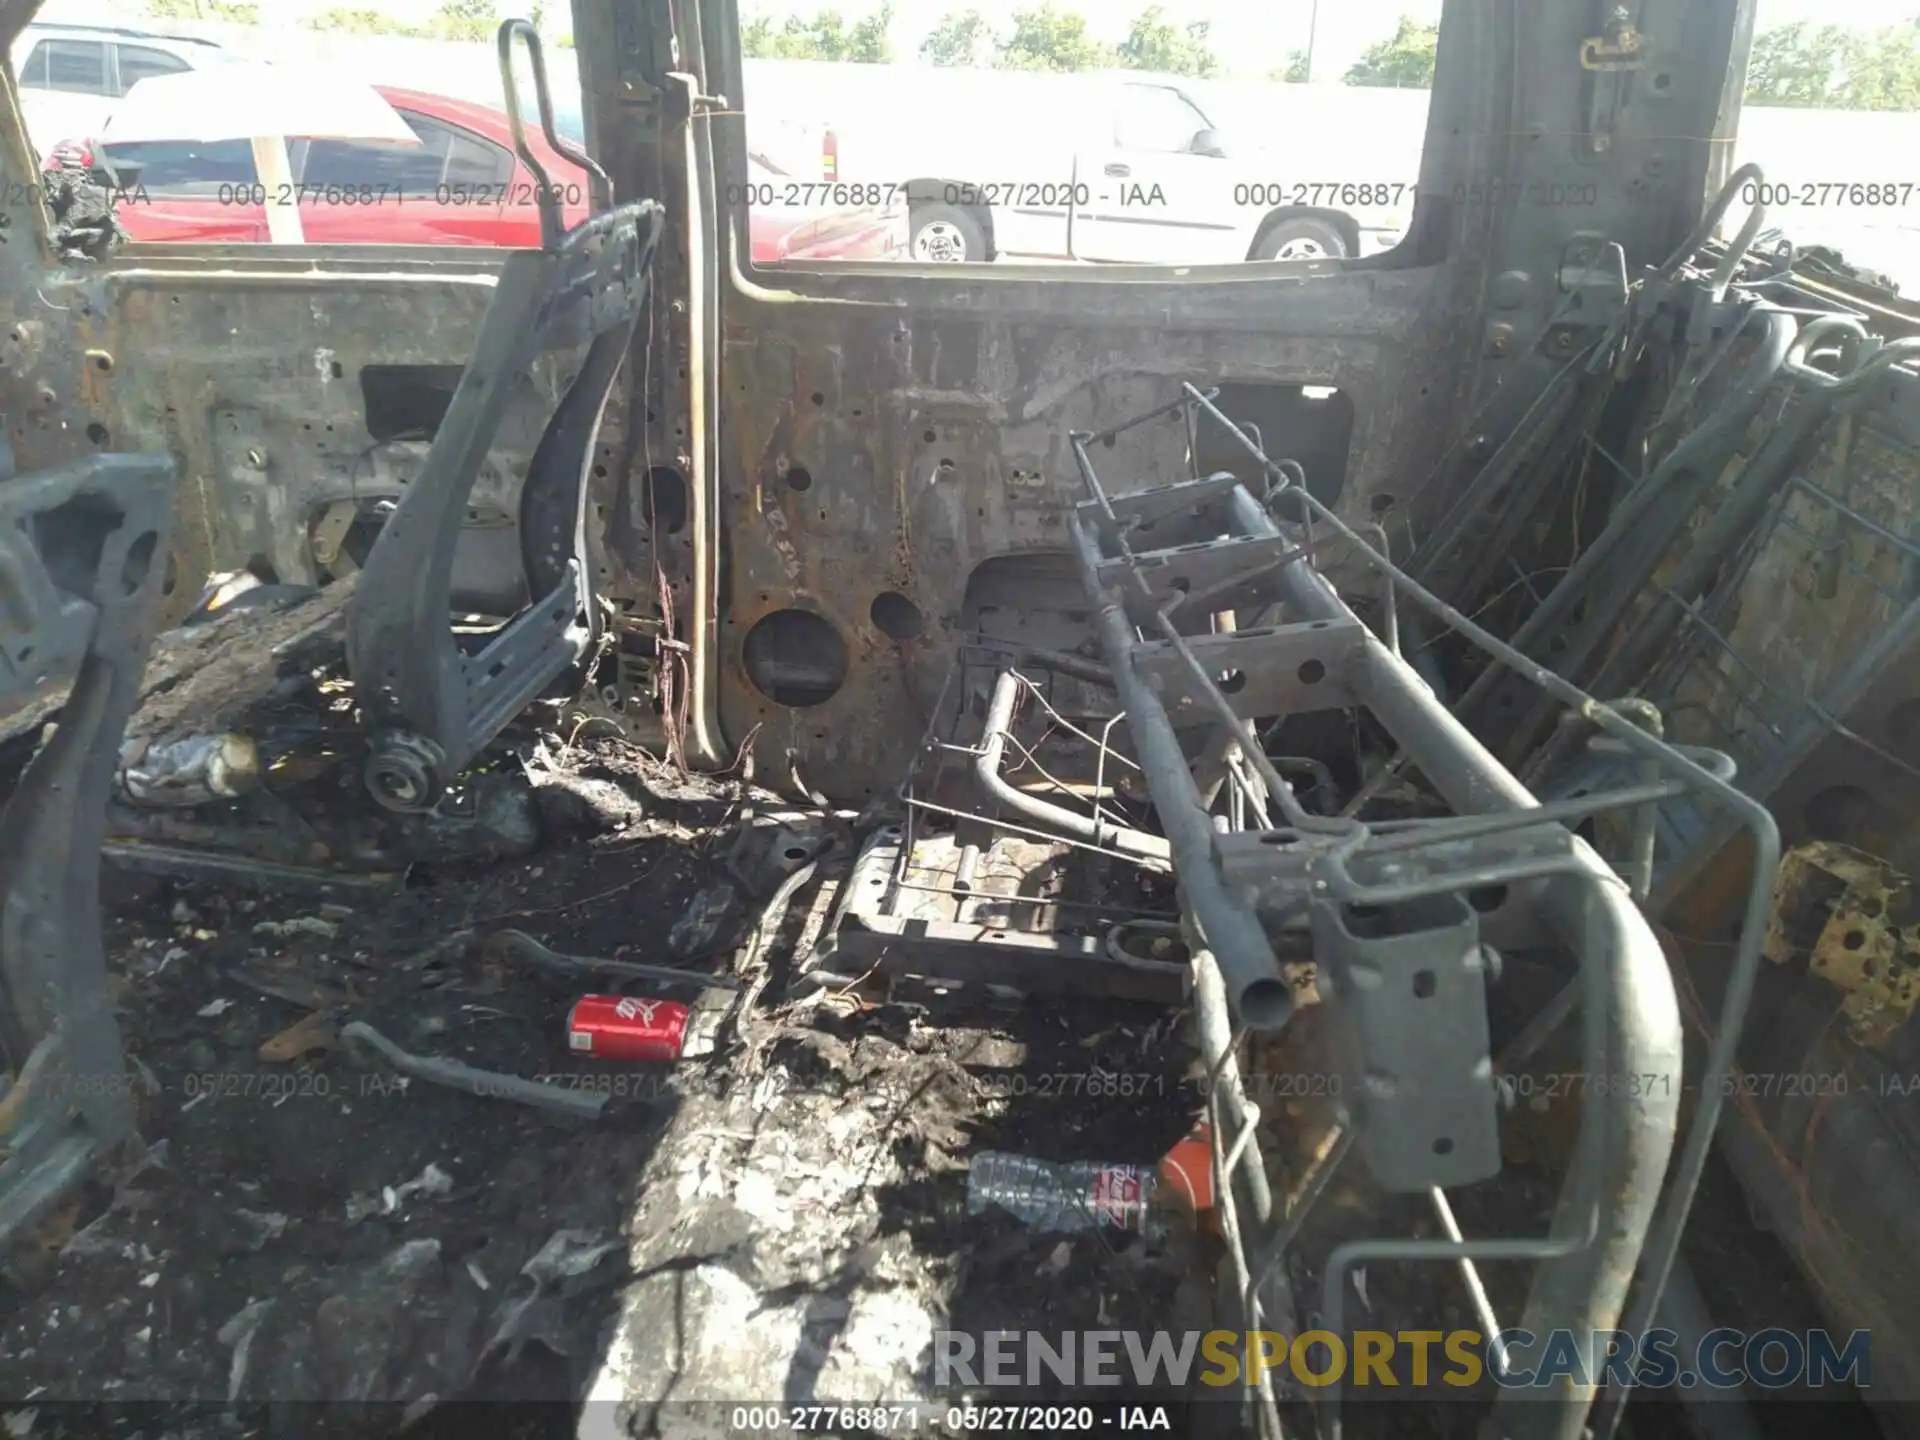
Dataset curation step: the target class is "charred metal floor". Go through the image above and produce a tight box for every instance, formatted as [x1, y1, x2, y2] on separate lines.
[0, 588, 1883, 1440]
[0, 764, 1870, 1440]
[0, 739, 1216, 1436]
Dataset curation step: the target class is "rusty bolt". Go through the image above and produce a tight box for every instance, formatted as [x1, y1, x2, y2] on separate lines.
[1487, 324, 1515, 357]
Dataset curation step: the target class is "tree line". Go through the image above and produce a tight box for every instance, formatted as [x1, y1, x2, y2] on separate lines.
[144, 0, 578, 47]
[746, 3, 1228, 77]
[741, 9, 1436, 85]
[745, 4, 1920, 108]
[143, 2, 1920, 109]
[1745, 20, 1920, 110]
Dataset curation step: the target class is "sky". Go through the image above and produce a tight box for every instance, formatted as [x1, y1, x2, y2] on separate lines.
[35, 0, 1920, 81]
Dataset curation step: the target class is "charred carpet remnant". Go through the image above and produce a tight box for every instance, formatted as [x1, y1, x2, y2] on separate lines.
[0, 726, 1212, 1435]
[45, 172, 127, 265]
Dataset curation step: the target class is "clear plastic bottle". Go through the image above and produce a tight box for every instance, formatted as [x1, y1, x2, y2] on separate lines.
[966, 1151, 1158, 1234]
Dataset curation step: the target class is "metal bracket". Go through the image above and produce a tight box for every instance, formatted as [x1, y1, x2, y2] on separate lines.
[1082, 472, 1245, 551]
[1217, 821, 1578, 904]
[1557, 232, 1627, 313]
[1580, 26, 1645, 71]
[1580, 9, 1646, 154]
[1310, 892, 1501, 1191]
[1134, 617, 1363, 719]
[1098, 530, 1296, 629]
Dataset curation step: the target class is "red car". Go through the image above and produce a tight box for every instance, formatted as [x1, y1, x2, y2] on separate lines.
[52, 84, 902, 261]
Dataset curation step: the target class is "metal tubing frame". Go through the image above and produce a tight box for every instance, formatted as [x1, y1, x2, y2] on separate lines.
[1271, 531, 1677, 1440]
[1458, 306, 1801, 728]
[1070, 381, 1782, 1440]
[1207, 387, 1778, 1440]
[1068, 515, 1299, 1031]
[1584, 335, 1920, 707]
[974, 668, 1171, 864]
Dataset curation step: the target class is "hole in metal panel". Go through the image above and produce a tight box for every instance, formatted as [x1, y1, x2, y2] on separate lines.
[641, 466, 688, 534]
[870, 591, 924, 640]
[360, 363, 465, 441]
[743, 609, 848, 708]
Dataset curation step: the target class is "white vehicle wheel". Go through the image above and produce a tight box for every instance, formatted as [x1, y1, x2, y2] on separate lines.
[1251, 216, 1351, 262]
[910, 202, 986, 263]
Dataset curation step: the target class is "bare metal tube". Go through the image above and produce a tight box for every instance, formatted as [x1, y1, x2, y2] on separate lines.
[974, 669, 1171, 865]
[1247, 490, 1683, 1440]
[1068, 515, 1294, 1030]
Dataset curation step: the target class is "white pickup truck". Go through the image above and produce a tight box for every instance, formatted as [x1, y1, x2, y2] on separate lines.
[741, 62, 1406, 266]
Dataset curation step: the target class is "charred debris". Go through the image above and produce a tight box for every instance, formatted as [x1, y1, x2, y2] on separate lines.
[3, 10, 1920, 1440]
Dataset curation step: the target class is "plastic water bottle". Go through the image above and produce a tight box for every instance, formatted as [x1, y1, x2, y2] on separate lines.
[966, 1152, 1158, 1234]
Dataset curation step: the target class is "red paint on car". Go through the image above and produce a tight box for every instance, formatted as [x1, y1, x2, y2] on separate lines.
[59, 84, 901, 260]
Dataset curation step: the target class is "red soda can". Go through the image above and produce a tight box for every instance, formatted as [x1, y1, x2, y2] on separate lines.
[566, 994, 689, 1062]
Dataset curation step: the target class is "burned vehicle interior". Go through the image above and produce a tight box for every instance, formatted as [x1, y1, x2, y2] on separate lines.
[2, 0, 1918, 1435]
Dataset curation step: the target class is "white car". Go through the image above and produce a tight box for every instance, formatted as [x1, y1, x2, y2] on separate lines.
[741, 61, 1407, 266]
[10, 22, 233, 166]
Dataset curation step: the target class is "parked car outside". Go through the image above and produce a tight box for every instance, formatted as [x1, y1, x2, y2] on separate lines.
[739, 60, 1406, 265]
[46, 81, 904, 261]
[9, 21, 236, 166]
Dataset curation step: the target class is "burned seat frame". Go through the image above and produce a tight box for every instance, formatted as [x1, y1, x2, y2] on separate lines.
[347, 22, 664, 812]
[0, 451, 176, 1250]
[1041, 384, 1778, 1440]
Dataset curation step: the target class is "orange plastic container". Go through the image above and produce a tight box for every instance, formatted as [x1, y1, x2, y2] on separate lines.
[1158, 1121, 1216, 1213]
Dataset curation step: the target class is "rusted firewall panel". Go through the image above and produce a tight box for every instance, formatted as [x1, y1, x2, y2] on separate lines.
[717, 299, 1454, 801]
